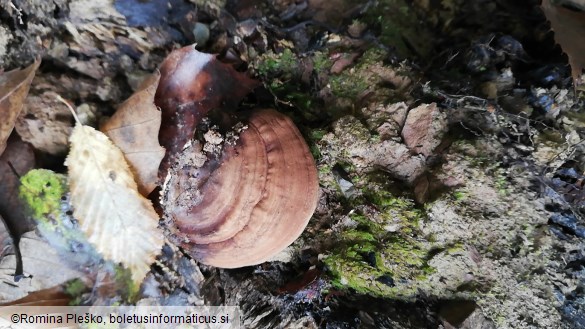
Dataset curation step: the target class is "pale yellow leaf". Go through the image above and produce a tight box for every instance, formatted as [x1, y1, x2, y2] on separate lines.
[65, 124, 163, 284]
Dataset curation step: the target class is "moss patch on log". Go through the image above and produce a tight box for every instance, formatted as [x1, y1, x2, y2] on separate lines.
[323, 174, 434, 299]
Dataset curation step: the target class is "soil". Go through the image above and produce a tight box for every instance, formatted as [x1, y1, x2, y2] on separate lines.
[2, 0, 585, 328]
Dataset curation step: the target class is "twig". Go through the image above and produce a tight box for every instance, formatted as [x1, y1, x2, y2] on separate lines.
[6, 161, 20, 179]
[8, 1, 23, 25]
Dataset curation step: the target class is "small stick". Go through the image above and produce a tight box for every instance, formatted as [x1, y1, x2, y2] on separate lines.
[6, 161, 20, 179]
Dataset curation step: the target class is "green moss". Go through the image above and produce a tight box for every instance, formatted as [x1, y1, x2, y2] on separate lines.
[115, 265, 140, 302]
[447, 242, 465, 253]
[318, 165, 332, 175]
[313, 51, 332, 72]
[64, 278, 88, 306]
[453, 190, 468, 201]
[565, 110, 585, 128]
[536, 129, 564, 146]
[308, 129, 327, 160]
[323, 181, 433, 298]
[310, 145, 322, 160]
[366, 189, 411, 208]
[326, 47, 414, 111]
[18, 169, 91, 247]
[309, 129, 327, 142]
[19, 169, 67, 221]
[255, 48, 322, 115]
[256, 48, 298, 79]
[255, 46, 408, 117]
[329, 74, 369, 100]
[495, 175, 509, 196]
[484, 165, 510, 196]
[19, 170, 139, 304]
[328, 49, 386, 100]
[65, 278, 87, 296]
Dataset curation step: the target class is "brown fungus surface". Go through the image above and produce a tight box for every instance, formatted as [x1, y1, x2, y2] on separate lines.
[163, 109, 319, 268]
[155, 45, 258, 178]
[155, 46, 318, 268]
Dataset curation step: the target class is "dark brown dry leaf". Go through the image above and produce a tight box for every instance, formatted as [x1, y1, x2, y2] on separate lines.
[0, 285, 70, 306]
[101, 72, 165, 196]
[0, 135, 36, 239]
[277, 268, 321, 294]
[0, 136, 34, 281]
[0, 59, 40, 156]
[541, 0, 585, 85]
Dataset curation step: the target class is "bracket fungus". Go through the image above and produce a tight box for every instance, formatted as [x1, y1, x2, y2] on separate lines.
[155, 45, 258, 178]
[156, 46, 319, 268]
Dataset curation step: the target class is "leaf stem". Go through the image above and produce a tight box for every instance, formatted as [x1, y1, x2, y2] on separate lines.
[54, 94, 82, 126]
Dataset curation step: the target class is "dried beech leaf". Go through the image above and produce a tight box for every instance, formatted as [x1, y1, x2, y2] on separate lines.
[1, 285, 70, 306]
[0, 136, 35, 280]
[101, 72, 165, 196]
[65, 124, 163, 284]
[0, 135, 36, 240]
[0, 231, 85, 303]
[0, 59, 40, 156]
[542, 0, 585, 84]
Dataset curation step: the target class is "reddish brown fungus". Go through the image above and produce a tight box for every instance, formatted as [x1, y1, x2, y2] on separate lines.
[163, 109, 319, 268]
[157, 46, 318, 268]
[155, 45, 258, 178]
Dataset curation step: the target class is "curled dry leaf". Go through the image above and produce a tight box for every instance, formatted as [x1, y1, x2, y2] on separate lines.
[155, 45, 258, 178]
[0, 59, 40, 156]
[164, 109, 319, 268]
[0, 135, 36, 242]
[66, 122, 163, 284]
[0, 285, 70, 306]
[0, 230, 85, 303]
[0, 136, 35, 280]
[541, 0, 585, 85]
[101, 72, 165, 196]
